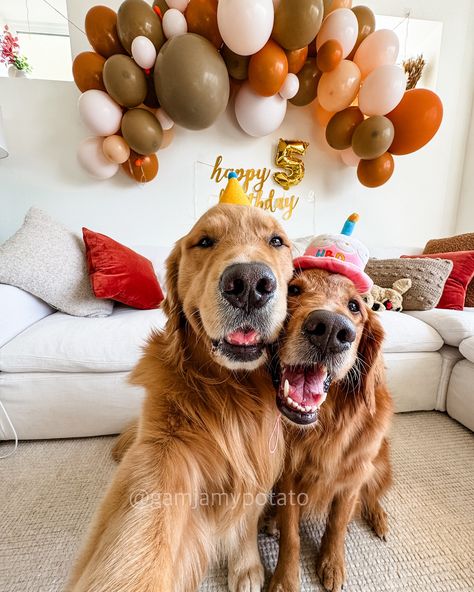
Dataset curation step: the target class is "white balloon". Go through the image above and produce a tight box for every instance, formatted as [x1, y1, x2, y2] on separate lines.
[316, 8, 358, 58]
[131, 36, 157, 69]
[162, 8, 188, 39]
[217, 0, 274, 56]
[78, 90, 123, 136]
[167, 0, 189, 12]
[279, 73, 299, 100]
[155, 108, 174, 131]
[358, 64, 407, 116]
[77, 137, 119, 180]
[235, 82, 287, 137]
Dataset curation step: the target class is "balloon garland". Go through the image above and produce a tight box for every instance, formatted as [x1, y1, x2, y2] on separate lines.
[73, 0, 443, 187]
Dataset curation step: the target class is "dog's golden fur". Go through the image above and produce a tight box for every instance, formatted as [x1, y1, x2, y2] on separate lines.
[270, 269, 393, 592]
[67, 205, 293, 592]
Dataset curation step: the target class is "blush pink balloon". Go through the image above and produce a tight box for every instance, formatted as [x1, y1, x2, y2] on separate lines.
[131, 36, 157, 69]
[235, 82, 287, 137]
[217, 0, 274, 56]
[353, 29, 399, 79]
[78, 137, 119, 179]
[279, 73, 299, 100]
[316, 8, 358, 58]
[358, 64, 406, 116]
[317, 59, 361, 112]
[162, 8, 188, 39]
[78, 90, 123, 136]
[167, 0, 189, 12]
[340, 146, 360, 167]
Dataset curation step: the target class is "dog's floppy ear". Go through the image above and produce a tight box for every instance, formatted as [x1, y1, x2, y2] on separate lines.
[162, 240, 183, 334]
[356, 308, 385, 415]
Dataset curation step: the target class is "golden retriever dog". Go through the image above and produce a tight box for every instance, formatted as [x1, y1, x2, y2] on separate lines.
[269, 268, 393, 592]
[67, 204, 293, 592]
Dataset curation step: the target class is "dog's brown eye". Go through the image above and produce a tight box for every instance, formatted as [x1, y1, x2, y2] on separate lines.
[348, 300, 360, 313]
[269, 236, 284, 248]
[288, 284, 301, 296]
[196, 237, 215, 248]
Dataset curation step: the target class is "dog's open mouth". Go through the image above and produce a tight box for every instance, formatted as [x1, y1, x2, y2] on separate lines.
[276, 365, 332, 425]
[212, 328, 265, 362]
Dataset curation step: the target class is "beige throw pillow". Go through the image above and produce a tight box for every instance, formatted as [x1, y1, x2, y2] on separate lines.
[365, 257, 453, 311]
[0, 208, 113, 317]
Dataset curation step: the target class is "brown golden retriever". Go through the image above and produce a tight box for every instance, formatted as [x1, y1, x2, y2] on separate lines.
[67, 205, 293, 592]
[269, 268, 393, 592]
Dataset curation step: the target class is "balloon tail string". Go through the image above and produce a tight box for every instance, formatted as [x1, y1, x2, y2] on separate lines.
[140, 165, 146, 185]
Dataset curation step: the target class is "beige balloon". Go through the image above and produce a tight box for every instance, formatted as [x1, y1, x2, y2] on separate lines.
[103, 135, 131, 164]
[352, 115, 395, 160]
[317, 59, 361, 112]
[117, 0, 165, 54]
[103, 54, 147, 108]
[121, 108, 163, 155]
[272, 0, 324, 51]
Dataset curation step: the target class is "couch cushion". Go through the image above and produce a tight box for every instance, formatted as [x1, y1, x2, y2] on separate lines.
[0, 306, 167, 373]
[377, 311, 443, 353]
[459, 336, 474, 363]
[406, 309, 474, 347]
[0, 284, 54, 348]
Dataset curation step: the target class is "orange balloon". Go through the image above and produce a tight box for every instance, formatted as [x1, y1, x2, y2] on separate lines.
[121, 150, 159, 183]
[357, 152, 394, 188]
[85, 6, 125, 58]
[72, 51, 106, 93]
[185, 0, 222, 49]
[317, 39, 343, 73]
[313, 98, 334, 127]
[323, 0, 352, 15]
[285, 46, 308, 74]
[249, 40, 288, 97]
[386, 89, 443, 155]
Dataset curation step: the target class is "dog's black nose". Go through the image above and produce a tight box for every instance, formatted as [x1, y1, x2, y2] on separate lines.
[220, 263, 277, 311]
[372, 303, 381, 311]
[303, 310, 356, 353]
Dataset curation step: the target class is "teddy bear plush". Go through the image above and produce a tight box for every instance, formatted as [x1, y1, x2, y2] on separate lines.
[363, 278, 412, 312]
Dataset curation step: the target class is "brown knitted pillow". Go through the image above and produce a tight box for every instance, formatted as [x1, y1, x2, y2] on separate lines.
[365, 258, 453, 310]
[424, 233, 474, 306]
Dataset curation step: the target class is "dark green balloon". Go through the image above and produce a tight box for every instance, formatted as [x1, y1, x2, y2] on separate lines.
[272, 0, 324, 51]
[289, 59, 321, 106]
[103, 54, 147, 108]
[117, 0, 165, 54]
[121, 108, 163, 155]
[352, 116, 395, 160]
[154, 34, 230, 130]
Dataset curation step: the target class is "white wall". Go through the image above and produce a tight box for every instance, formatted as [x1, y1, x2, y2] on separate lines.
[456, 96, 474, 234]
[0, 0, 473, 250]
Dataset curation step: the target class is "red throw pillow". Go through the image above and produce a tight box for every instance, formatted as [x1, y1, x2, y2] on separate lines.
[83, 228, 164, 310]
[401, 251, 474, 310]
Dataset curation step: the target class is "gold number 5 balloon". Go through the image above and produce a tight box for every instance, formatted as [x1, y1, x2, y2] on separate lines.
[273, 139, 309, 190]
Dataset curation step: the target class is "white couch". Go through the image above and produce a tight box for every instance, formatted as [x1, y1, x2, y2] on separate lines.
[1, 245, 473, 440]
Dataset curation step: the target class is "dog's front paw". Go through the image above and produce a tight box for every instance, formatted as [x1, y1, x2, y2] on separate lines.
[228, 562, 264, 592]
[317, 550, 346, 592]
[268, 566, 300, 592]
[363, 502, 389, 541]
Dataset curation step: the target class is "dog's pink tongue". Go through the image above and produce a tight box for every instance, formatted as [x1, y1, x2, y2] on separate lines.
[226, 329, 260, 346]
[284, 366, 327, 406]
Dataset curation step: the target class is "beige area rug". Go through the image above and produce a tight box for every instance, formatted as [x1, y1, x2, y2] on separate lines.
[1, 412, 473, 592]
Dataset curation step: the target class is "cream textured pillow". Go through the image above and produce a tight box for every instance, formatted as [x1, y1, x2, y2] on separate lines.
[365, 258, 453, 311]
[0, 208, 113, 317]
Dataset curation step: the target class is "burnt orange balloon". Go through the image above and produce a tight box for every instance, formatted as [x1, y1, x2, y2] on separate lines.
[386, 89, 443, 155]
[72, 51, 106, 93]
[317, 39, 343, 73]
[249, 40, 288, 97]
[285, 46, 308, 74]
[357, 152, 394, 188]
[122, 150, 159, 183]
[85, 6, 125, 58]
[326, 106, 364, 149]
[185, 0, 222, 49]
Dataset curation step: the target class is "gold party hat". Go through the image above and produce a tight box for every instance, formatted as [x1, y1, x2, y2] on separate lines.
[219, 172, 251, 206]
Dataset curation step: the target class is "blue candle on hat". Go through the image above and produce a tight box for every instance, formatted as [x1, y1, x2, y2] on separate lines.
[341, 213, 360, 236]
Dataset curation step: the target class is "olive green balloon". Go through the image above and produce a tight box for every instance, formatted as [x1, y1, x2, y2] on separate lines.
[350, 6, 376, 58]
[289, 59, 321, 106]
[152, 0, 169, 15]
[154, 34, 230, 130]
[121, 108, 163, 155]
[272, 0, 324, 51]
[221, 45, 250, 81]
[326, 107, 364, 150]
[117, 0, 165, 54]
[352, 116, 395, 160]
[103, 55, 147, 108]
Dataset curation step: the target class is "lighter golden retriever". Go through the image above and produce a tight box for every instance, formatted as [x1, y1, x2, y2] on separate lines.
[66, 204, 293, 592]
[269, 268, 393, 592]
